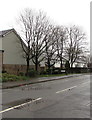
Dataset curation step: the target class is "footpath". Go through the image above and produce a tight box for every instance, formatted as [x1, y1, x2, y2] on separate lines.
[1, 74, 83, 89]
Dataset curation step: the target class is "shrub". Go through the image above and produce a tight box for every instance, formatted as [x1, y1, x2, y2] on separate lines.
[19, 72, 24, 76]
[2, 70, 7, 73]
[46, 69, 53, 74]
[40, 71, 48, 75]
[2, 73, 20, 82]
[52, 68, 61, 74]
[28, 69, 38, 77]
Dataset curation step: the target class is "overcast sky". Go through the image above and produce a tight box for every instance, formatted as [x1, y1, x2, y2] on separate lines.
[0, 0, 90, 44]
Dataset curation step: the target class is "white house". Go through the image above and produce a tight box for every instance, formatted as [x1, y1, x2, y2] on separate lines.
[0, 28, 35, 74]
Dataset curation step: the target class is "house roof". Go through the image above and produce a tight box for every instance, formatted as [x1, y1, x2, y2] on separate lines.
[0, 28, 23, 42]
[0, 28, 14, 37]
[0, 28, 27, 48]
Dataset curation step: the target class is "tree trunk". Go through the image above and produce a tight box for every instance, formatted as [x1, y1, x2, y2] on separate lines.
[35, 63, 38, 72]
[26, 58, 29, 76]
[35, 56, 38, 72]
[60, 57, 62, 69]
[71, 63, 73, 68]
[47, 58, 51, 74]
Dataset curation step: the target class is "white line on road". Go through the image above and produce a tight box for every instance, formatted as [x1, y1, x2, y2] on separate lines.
[0, 97, 42, 114]
[78, 81, 90, 88]
[81, 81, 90, 85]
[86, 103, 90, 106]
[56, 81, 90, 94]
[56, 86, 77, 94]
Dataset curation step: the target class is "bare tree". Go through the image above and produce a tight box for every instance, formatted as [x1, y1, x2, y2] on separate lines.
[30, 11, 50, 72]
[64, 26, 87, 68]
[54, 26, 67, 69]
[18, 9, 50, 73]
[44, 26, 58, 73]
[17, 8, 89, 75]
[17, 9, 34, 75]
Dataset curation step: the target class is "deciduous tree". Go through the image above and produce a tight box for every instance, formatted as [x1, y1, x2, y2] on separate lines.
[64, 26, 87, 68]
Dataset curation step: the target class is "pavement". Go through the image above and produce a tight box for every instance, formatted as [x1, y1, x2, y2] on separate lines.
[1, 74, 83, 89]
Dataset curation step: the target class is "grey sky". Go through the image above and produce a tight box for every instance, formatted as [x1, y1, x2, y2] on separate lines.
[0, 0, 90, 45]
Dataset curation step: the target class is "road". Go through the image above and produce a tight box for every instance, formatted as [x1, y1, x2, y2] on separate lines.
[1, 74, 90, 118]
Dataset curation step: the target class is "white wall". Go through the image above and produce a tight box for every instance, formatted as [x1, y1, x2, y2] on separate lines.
[2, 31, 33, 65]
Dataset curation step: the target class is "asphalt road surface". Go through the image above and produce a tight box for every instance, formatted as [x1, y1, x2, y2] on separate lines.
[1, 74, 91, 118]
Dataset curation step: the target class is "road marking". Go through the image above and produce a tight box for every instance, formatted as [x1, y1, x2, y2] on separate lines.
[56, 81, 90, 94]
[56, 86, 77, 94]
[81, 81, 90, 85]
[0, 97, 42, 114]
[79, 81, 90, 87]
[86, 103, 90, 106]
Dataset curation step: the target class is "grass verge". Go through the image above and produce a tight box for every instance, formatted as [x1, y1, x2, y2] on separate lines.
[0, 73, 75, 82]
[0, 73, 30, 82]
